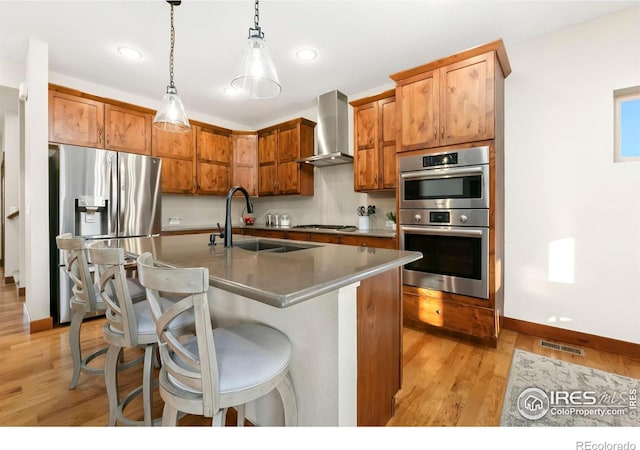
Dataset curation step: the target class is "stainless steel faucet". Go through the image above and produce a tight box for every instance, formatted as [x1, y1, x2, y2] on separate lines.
[224, 186, 253, 248]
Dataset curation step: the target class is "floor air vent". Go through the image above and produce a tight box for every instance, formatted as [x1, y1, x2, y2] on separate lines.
[539, 340, 585, 356]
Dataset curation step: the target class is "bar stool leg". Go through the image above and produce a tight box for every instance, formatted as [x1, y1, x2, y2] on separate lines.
[276, 373, 298, 426]
[162, 404, 180, 426]
[142, 344, 155, 426]
[104, 344, 121, 426]
[68, 308, 85, 389]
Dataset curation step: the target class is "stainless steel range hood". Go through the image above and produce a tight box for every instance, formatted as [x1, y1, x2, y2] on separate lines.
[297, 90, 353, 167]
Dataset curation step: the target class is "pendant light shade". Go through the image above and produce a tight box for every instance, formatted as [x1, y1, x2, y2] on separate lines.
[153, 1, 190, 132]
[231, 0, 281, 99]
[154, 86, 190, 132]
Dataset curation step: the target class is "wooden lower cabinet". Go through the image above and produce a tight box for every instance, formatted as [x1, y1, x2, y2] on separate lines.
[285, 231, 311, 242]
[403, 285, 498, 344]
[357, 268, 401, 426]
[249, 229, 287, 239]
[339, 235, 396, 249]
[309, 233, 340, 244]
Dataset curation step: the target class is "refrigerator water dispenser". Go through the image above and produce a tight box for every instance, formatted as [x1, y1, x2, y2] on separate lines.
[75, 195, 108, 237]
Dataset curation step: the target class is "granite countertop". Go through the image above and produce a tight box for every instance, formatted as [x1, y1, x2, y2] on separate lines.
[162, 223, 397, 239]
[112, 234, 419, 308]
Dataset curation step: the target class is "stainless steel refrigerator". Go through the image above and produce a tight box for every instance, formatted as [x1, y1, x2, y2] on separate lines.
[48, 143, 162, 324]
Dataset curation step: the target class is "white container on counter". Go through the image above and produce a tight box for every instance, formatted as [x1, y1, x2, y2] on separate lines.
[358, 216, 370, 231]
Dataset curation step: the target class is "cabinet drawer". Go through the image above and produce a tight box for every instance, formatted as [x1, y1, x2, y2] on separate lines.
[309, 233, 340, 244]
[339, 235, 396, 249]
[403, 291, 495, 339]
[286, 231, 311, 242]
[252, 229, 286, 239]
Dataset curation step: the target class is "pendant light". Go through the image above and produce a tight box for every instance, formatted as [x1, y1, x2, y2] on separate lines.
[231, 0, 281, 99]
[153, 0, 190, 132]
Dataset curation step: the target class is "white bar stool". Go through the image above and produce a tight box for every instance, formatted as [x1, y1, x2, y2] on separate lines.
[136, 252, 298, 426]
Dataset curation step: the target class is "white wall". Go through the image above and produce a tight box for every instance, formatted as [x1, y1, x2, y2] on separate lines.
[23, 39, 50, 322]
[3, 109, 20, 279]
[504, 7, 640, 343]
[0, 59, 23, 90]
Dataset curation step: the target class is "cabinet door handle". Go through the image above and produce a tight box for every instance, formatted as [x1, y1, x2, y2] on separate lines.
[435, 309, 441, 315]
[441, 125, 445, 138]
[98, 127, 103, 144]
[106, 134, 110, 146]
[434, 127, 437, 141]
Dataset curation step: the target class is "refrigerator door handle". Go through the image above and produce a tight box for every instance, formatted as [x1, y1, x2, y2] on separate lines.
[118, 154, 125, 236]
[109, 152, 119, 236]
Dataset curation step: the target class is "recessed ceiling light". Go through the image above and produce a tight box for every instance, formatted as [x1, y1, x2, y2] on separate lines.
[117, 46, 143, 61]
[296, 48, 317, 61]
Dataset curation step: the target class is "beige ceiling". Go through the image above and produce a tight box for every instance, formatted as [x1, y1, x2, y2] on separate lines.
[0, 1, 637, 128]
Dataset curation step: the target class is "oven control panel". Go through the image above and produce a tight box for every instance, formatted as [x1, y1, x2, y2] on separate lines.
[400, 209, 489, 227]
[423, 152, 458, 167]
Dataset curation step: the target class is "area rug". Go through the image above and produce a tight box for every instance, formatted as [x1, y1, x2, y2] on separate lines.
[500, 349, 639, 426]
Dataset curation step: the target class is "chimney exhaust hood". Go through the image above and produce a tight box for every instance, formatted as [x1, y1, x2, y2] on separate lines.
[296, 90, 353, 167]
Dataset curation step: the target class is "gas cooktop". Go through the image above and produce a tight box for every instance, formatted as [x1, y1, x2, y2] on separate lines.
[292, 224, 357, 232]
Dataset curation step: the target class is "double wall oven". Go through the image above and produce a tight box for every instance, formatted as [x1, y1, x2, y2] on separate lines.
[399, 146, 490, 299]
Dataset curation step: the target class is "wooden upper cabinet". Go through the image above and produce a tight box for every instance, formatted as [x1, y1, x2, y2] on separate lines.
[258, 164, 277, 196]
[439, 53, 495, 146]
[152, 126, 196, 194]
[160, 158, 196, 194]
[152, 126, 195, 159]
[391, 40, 510, 152]
[257, 118, 315, 196]
[277, 161, 299, 195]
[49, 90, 105, 148]
[351, 91, 396, 191]
[232, 133, 258, 197]
[198, 126, 232, 164]
[395, 70, 439, 152]
[104, 104, 152, 155]
[277, 124, 299, 162]
[379, 97, 397, 189]
[258, 129, 277, 195]
[196, 126, 232, 195]
[49, 87, 154, 155]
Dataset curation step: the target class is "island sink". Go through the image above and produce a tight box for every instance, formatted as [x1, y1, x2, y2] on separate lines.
[234, 239, 320, 253]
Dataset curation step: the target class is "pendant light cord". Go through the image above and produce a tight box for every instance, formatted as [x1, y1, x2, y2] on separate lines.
[254, 0, 259, 30]
[169, 3, 176, 89]
[250, 0, 264, 38]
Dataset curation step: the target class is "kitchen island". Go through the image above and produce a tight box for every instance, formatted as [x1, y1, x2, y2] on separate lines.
[111, 233, 421, 426]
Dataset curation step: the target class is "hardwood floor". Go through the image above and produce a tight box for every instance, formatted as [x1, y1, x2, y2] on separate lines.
[0, 269, 638, 426]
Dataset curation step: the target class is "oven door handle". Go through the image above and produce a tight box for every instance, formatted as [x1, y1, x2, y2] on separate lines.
[400, 226, 484, 238]
[400, 166, 484, 180]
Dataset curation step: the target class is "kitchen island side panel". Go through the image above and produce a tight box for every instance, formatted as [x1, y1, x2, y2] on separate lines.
[207, 283, 358, 426]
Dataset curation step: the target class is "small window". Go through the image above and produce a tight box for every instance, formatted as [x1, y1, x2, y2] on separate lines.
[614, 86, 640, 162]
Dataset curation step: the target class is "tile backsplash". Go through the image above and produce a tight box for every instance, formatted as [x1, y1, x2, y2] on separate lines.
[162, 164, 396, 230]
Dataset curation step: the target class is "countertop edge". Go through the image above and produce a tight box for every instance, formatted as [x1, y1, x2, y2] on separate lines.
[162, 225, 397, 239]
[208, 252, 421, 308]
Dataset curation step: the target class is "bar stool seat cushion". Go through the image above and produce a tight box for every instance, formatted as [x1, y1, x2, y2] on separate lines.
[127, 278, 146, 301]
[168, 323, 291, 395]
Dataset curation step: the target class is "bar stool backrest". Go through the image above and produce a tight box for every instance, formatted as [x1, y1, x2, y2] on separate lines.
[56, 233, 97, 312]
[137, 252, 220, 416]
